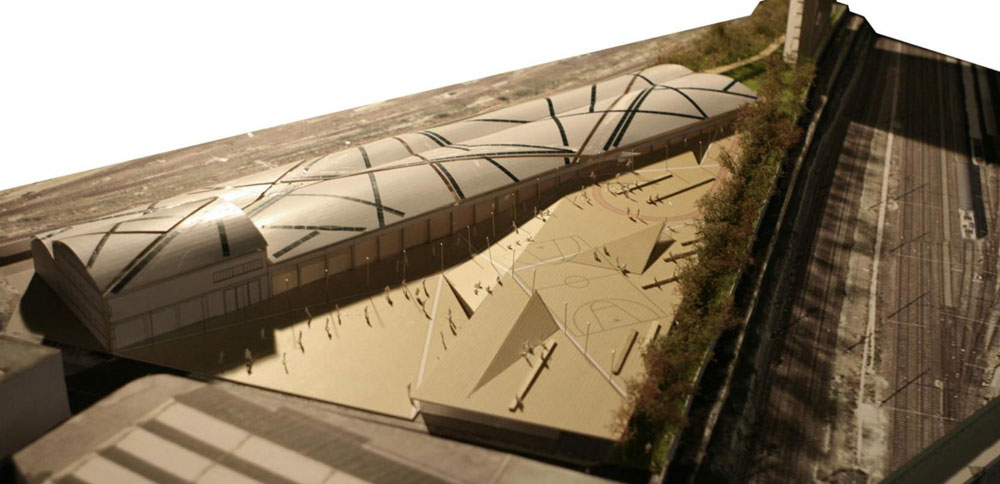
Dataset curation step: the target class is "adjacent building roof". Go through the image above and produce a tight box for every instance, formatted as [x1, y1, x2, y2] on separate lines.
[11, 374, 613, 484]
[33, 64, 755, 297]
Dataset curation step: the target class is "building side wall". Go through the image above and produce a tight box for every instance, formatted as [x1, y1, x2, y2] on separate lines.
[51, 245, 111, 347]
[420, 401, 614, 465]
[107, 251, 268, 349]
[784, 0, 833, 63]
[0, 349, 71, 458]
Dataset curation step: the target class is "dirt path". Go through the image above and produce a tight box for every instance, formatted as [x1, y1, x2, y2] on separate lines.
[706, 35, 785, 74]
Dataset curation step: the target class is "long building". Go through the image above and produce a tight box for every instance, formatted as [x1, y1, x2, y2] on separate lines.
[31, 63, 756, 351]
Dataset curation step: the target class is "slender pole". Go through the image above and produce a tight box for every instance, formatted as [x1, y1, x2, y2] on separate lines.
[365, 257, 370, 286]
[585, 321, 591, 352]
[491, 211, 495, 237]
[440, 242, 444, 272]
[531, 269, 536, 293]
[284, 278, 291, 311]
[466, 225, 472, 256]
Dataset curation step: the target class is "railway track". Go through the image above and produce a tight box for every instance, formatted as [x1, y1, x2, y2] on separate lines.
[880, 40, 1000, 470]
[748, 26, 889, 484]
[747, 31, 1000, 482]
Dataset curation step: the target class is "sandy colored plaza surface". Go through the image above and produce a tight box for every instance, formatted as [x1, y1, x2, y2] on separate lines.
[113, 136, 735, 429]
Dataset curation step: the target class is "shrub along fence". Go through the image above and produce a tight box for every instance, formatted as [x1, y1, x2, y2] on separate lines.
[616, 54, 815, 470]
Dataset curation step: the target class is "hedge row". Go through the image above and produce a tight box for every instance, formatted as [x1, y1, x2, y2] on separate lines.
[617, 54, 815, 470]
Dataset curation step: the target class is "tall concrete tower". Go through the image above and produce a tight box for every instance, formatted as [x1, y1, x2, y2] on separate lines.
[784, 0, 834, 63]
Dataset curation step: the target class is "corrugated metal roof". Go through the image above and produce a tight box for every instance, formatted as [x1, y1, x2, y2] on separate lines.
[35, 64, 755, 294]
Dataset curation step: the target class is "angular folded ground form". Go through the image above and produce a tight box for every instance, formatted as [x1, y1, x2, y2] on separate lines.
[570, 222, 668, 275]
[414, 222, 676, 460]
[413, 279, 637, 440]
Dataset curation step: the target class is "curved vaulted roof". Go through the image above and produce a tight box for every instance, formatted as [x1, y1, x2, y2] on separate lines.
[35, 64, 755, 295]
[37, 199, 266, 295]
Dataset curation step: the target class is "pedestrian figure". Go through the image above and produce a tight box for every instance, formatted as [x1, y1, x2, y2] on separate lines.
[244, 348, 254, 375]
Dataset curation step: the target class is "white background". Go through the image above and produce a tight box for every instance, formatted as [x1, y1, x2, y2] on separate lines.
[1, 1, 997, 192]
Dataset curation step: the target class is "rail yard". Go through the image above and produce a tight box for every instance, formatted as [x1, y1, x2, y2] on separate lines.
[746, 16, 1000, 484]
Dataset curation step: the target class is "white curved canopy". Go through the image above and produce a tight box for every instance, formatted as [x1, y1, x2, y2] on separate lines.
[35, 63, 755, 293]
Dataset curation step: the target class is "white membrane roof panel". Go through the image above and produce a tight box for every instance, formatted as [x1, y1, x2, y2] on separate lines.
[256, 194, 381, 232]
[45, 217, 134, 242]
[216, 163, 300, 188]
[291, 149, 367, 178]
[429, 120, 521, 147]
[461, 117, 576, 152]
[636, 63, 695, 84]
[88, 233, 162, 290]
[468, 97, 550, 124]
[113, 200, 266, 293]
[258, 227, 351, 262]
[672, 88, 753, 118]
[607, 112, 700, 149]
[292, 176, 375, 201]
[53, 234, 105, 271]
[394, 131, 442, 155]
[492, 156, 566, 181]
[435, 158, 520, 200]
[287, 138, 413, 181]
[374, 164, 457, 215]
